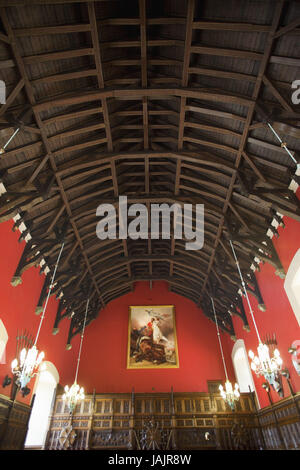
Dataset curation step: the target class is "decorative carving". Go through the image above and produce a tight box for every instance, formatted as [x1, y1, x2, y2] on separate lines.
[0, 395, 31, 450]
[134, 417, 173, 450]
[231, 419, 251, 450]
[58, 423, 76, 450]
[176, 428, 217, 448]
[92, 430, 131, 448]
[45, 391, 300, 451]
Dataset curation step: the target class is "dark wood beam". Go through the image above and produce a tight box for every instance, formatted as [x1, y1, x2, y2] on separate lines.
[199, 0, 285, 298]
[0, 7, 105, 308]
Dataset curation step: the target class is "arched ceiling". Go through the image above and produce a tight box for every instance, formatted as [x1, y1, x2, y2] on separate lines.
[0, 0, 300, 345]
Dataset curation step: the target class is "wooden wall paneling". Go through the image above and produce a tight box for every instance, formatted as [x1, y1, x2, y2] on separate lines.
[0, 394, 31, 450]
[44, 391, 300, 450]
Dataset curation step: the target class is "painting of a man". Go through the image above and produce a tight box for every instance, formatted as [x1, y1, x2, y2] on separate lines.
[127, 305, 179, 369]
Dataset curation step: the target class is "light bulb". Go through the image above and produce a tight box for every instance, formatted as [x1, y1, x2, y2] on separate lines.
[11, 358, 18, 370]
[248, 350, 254, 360]
[27, 346, 38, 369]
[20, 348, 27, 365]
[37, 351, 45, 365]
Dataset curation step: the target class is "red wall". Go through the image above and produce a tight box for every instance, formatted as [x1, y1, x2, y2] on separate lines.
[76, 281, 236, 394]
[227, 212, 300, 408]
[0, 219, 80, 405]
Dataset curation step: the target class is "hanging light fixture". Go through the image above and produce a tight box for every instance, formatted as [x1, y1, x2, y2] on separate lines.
[229, 239, 283, 387]
[210, 296, 240, 411]
[11, 242, 65, 389]
[63, 297, 90, 413]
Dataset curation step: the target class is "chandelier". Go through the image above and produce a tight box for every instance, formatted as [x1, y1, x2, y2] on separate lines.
[11, 242, 65, 389]
[219, 380, 240, 409]
[63, 297, 89, 413]
[62, 382, 85, 414]
[210, 297, 240, 411]
[11, 345, 45, 389]
[229, 239, 283, 387]
[249, 344, 282, 387]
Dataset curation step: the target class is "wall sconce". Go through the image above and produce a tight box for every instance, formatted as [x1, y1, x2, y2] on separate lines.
[2, 375, 12, 388]
[262, 382, 270, 392]
[21, 386, 31, 398]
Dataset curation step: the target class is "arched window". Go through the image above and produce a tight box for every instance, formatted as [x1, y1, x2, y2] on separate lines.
[284, 249, 300, 326]
[232, 339, 257, 396]
[24, 361, 59, 449]
[0, 319, 8, 364]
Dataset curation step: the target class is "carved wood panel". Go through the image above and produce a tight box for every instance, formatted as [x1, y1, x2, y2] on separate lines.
[0, 394, 31, 450]
[45, 391, 300, 450]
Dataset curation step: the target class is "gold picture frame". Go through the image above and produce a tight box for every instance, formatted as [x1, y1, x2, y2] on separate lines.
[127, 305, 179, 369]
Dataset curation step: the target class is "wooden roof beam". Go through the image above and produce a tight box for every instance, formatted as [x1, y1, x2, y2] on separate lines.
[0, 7, 106, 308]
[13, 23, 92, 36]
[88, 2, 113, 152]
[192, 21, 272, 32]
[32, 87, 253, 113]
[199, 0, 286, 297]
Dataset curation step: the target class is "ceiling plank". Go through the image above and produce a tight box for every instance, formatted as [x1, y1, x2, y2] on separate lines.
[199, 0, 286, 297]
[0, 6, 105, 308]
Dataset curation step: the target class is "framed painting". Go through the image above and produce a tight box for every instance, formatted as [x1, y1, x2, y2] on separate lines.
[127, 305, 179, 369]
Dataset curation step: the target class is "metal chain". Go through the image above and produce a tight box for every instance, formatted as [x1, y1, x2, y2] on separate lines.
[34, 241, 65, 346]
[210, 296, 228, 381]
[74, 297, 90, 383]
[229, 239, 262, 343]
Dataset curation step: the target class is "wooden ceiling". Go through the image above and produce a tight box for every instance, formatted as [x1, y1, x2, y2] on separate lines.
[0, 0, 300, 346]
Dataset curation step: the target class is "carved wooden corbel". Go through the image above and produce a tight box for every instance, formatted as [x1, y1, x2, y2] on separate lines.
[35, 274, 51, 315]
[245, 272, 266, 311]
[228, 295, 250, 330]
[0, 190, 43, 223]
[53, 299, 69, 335]
[10, 241, 34, 286]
